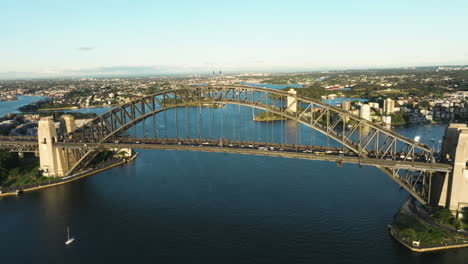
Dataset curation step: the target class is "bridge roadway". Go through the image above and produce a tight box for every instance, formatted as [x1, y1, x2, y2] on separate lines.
[53, 138, 452, 173]
[0, 136, 452, 172]
[0, 136, 38, 152]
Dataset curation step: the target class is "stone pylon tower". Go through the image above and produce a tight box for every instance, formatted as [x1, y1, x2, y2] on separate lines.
[60, 114, 80, 167]
[287, 88, 297, 113]
[62, 114, 76, 134]
[38, 117, 68, 177]
[439, 123, 468, 214]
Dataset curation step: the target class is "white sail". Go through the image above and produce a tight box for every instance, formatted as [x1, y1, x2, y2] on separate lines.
[65, 226, 75, 245]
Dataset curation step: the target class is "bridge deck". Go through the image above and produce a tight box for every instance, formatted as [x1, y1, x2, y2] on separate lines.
[0, 137, 452, 172]
[55, 139, 452, 173]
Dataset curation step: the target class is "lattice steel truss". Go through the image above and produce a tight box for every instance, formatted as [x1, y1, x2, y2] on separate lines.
[0, 141, 38, 152]
[59, 85, 441, 204]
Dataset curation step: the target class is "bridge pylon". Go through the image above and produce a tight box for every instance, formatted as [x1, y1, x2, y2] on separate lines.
[38, 117, 69, 177]
[61, 114, 81, 167]
[437, 124, 468, 215]
[286, 88, 297, 113]
[62, 114, 77, 133]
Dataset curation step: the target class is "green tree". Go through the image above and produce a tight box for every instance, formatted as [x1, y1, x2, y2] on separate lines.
[0, 150, 17, 184]
[433, 206, 455, 225]
[462, 207, 468, 224]
[391, 111, 406, 125]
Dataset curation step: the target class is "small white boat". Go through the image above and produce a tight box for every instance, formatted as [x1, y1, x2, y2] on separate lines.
[65, 226, 75, 245]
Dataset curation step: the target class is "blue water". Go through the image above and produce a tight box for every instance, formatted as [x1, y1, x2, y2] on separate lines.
[235, 83, 365, 108]
[239, 82, 303, 90]
[61, 107, 111, 116]
[0, 102, 465, 263]
[322, 97, 368, 106]
[0, 96, 45, 116]
[2, 144, 464, 264]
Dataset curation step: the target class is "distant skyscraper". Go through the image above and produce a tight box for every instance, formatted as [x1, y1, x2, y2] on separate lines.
[384, 98, 395, 115]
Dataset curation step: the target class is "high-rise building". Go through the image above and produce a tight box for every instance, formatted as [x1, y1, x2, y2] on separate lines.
[384, 98, 395, 115]
[360, 104, 371, 121]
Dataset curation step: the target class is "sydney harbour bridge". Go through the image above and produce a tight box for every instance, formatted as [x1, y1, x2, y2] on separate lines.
[0, 85, 466, 214]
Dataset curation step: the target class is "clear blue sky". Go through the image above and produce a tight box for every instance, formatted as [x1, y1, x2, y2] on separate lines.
[1, 0, 468, 78]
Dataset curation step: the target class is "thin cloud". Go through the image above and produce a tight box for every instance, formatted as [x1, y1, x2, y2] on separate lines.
[77, 47, 95, 51]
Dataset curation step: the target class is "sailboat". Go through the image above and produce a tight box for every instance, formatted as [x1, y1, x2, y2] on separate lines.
[65, 226, 75, 245]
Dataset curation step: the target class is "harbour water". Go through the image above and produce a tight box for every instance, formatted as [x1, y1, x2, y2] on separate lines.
[323, 97, 368, 106]
[236, 83, 368, 107]
[0, 95, 45, 116]
[239, 82, 303, 89]
[61, 106, 111, 116]
[1, 99, 467, 263]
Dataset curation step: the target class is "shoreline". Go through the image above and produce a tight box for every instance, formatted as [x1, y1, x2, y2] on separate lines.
[0, 153, 138, 198]
[389, 225, 468, 252]
[389, 198, 468, 253]
[38, 104, 117, 111]
[38, 106, 79, 111]
[0, 98, 18, 102]
[253, 117, 287, 122]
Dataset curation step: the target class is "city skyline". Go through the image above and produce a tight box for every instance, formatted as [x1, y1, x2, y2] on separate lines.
[1, 0, 468, 79]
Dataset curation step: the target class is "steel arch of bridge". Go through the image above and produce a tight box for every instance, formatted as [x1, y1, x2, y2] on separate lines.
[62, 85, 437, 204]
[65, 85, 433, 157]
